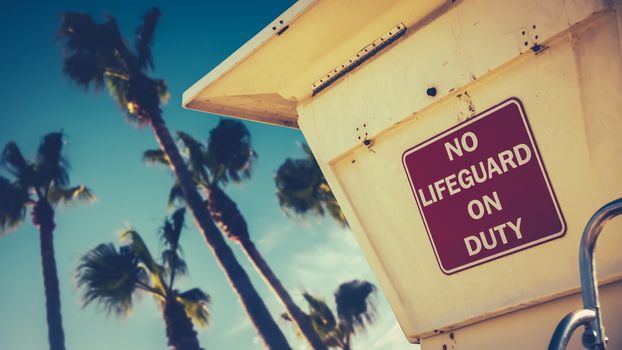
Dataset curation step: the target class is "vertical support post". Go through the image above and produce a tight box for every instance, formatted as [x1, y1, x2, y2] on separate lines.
[578, 197, 622, 349]
[548, 197, 622, 350]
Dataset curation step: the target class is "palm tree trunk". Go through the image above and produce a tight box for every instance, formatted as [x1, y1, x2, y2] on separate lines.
[205, 185, 327, 350]
[240, 238, 328, 350]
[33, 200, 66, 350]
[149, 113, 291, 350]
[162, 298, 203, 350]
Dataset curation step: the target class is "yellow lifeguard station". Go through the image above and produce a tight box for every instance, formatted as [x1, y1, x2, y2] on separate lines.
[183, 1, 622, 349]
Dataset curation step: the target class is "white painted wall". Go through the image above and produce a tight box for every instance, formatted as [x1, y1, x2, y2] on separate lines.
[298, 1, 622, 348]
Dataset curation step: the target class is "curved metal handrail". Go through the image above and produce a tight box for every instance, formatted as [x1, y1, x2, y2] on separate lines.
[548, 309, 596, 350]
[548, 197, 622, 350]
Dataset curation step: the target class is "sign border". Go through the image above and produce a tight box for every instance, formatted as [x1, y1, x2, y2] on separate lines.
[402, 97, 567, 275]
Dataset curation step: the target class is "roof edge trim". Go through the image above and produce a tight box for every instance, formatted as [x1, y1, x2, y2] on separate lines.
[182, 0, 319, 108]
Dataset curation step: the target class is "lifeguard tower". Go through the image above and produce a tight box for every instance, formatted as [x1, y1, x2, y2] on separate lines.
[183, 1, 622, 348]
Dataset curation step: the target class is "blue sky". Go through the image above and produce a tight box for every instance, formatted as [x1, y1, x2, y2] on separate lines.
[0, 1, 416, 349]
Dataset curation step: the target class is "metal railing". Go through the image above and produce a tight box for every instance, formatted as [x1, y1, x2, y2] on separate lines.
[548, 197, 622, 350]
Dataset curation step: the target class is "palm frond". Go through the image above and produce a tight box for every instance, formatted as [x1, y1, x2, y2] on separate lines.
[159, 207, 185, 250]
[35, 132, 69, 188]
[58, 13, 131, 90]
[323, 196, 348, 228]
[176, 131, 208, 184]
[120, 229, 167, 294]
[334, 280, 377, 334]
[142, 149, 169, 167]
[120, 229, 161, 276]
[47, 184, 95, 205]
[134, 8, 161, 70]
[207, 119, 257, 186]
[58, 13, 128, 60]
[160, 208, 187, 281]
[168, 182, 186, 208]
[61, 50, 105, 90]
[161, 249, 187, 279]
[124, 73, 162, 124]
[106, 75, 130, 112]
[154, 79, 169, 105]
[98, 15, 136, 72]
[171, 207, 185, 241]
[58, 12, 100, 51]
[177, 288, 211, 328]
[75, 243, 143, 317]
[302, 292, 340, 345]
[59, 10, 170, 127]
[275, 143, 348, 227]
[303, 293, 337, 331]
[1, 141, 36, 187]
[275, 157, 325, 216]
[107, 73, 157, 127]
[0, 176, 29, 234]
[160, 218, 176, 248]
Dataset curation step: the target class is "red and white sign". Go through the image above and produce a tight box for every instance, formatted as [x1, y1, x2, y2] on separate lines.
[402, 98, 565, 274]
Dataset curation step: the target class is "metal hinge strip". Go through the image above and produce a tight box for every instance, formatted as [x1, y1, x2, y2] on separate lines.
[311, 23, 407, 96]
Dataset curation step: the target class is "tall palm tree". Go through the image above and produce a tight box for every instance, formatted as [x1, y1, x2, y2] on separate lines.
[144, 120, 328, 350]
[274, 144, 347, 227]
[76, 209, 209, 350]
[283, 280, 377, 350]
[0, 132, 94, 350]
[58, 9, 291, 349]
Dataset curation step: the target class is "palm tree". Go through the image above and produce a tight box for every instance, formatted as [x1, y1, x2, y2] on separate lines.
[283, 280, 377, 350]
[58, 9, 291, 349]
[0, 132, 94, 350]
[274, 144, 347, 227]
[144, 120, 328, 350]
[76, 209, 209, 350]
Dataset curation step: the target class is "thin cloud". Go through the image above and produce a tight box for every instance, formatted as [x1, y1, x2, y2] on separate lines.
[257, 221, 297, 254]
